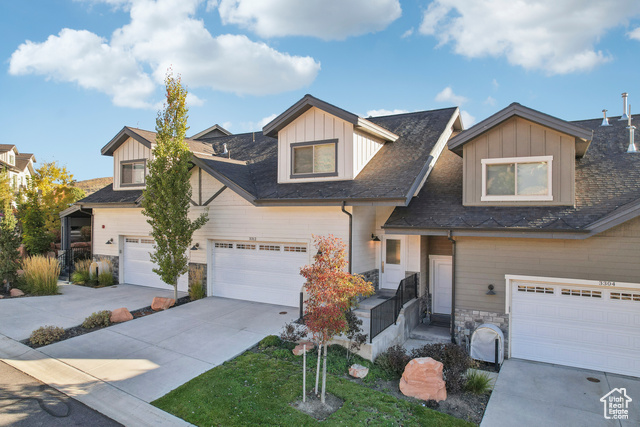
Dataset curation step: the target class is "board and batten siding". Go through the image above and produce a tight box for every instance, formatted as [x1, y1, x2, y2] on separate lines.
[463, 117, 575, 206]
[454, 216, 640, 313]
[353, 131, 384, 177]
[113, 137, 153, 190]
[278, 107, 353, 183]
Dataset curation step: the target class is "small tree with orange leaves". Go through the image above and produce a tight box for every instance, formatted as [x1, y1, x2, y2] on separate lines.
[300, 235, 374, 404]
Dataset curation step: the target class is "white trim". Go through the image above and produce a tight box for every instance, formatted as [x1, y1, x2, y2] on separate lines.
[504, 274, 640, 359]
[481, 155, 553, 202]
[429, 255, 452, 314]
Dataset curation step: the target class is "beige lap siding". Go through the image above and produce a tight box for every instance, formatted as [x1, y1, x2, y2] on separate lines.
[454, 216, 640, 313]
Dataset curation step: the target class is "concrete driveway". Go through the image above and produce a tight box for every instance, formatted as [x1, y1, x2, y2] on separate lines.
[481, 359, 640, 427]
[36, 296, 298, 402]
[0, 283, 183, 341]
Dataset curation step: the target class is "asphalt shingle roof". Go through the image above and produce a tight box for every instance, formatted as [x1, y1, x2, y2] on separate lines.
[384, 116, 640, 232]
[79, 184, 142, 205]
[196, 108, 457, 202]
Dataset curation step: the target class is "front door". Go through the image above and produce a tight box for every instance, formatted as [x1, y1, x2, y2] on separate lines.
[381, 235, 405, 289]
[430, 255, 452, 314]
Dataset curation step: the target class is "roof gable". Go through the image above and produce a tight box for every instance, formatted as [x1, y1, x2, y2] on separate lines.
[262, 94, 398, 142]
[101, 126, 154, 156]
[190, 124, 232, 140]
[448, 103, 593, 157]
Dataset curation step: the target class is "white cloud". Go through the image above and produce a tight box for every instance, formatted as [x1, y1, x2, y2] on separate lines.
[240, 113, 278, 131]
[484, 96, 496, 106]
[215, 0, 401, 40]
[435, 86, 467, 105]
[366, 108, 409, 117]
[9, 29, 156, 109]
[187, 92, 205, 107]
[419, 0, 640, 74]
[401, 28, 414, 38]
[460, 110, 475, 127]
[629, 27, 640, 40]
[492, 78, 499, 89]
[10, 0, 320, 109]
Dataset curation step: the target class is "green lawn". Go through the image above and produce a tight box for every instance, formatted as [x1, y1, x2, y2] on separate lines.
[153, 351, 473, 426]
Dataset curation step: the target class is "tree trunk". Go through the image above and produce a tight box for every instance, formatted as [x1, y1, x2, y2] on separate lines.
[174, 275, 179, 302]
[315, 340, 322, 394]
[321, 343, 327, 404]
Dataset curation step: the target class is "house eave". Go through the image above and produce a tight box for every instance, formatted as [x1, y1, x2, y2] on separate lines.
[381, 226, 591, 239]
[101, 127, 154, 156]
[447, 103, 593, 156]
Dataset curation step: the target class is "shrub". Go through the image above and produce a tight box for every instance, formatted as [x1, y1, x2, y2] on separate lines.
[189, 282, 205, 300]
[71, 259, 92, 284]
[374, 345, 410, 379]
[279, 321, 308, 343]
[465, 369, 494, 394]
[80, 226, 91, 242]
[410, 343, 473, 393]
[271, 348, 295, 361]
[259, 335, 281, 349]
[345, 310, 367, 360]
[22, 255, 60, 295]
[98, 270, 114, 287]
[82, 310, 111, 329]
[30, 325, 65, 346]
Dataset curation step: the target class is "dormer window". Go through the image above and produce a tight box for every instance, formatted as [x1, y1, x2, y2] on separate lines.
[291, 139, 337, 178]
[121, 160, 146, 186]
[8, 154, 14, 165]
[481, 156, 553, 201]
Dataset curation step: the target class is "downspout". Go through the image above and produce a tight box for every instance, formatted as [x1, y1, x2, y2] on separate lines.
[341, 201, 352, 274]
[447, 230, 456, 344]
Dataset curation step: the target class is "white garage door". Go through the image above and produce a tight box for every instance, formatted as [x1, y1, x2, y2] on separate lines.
[123, 237, 188, 292]
[210, 241, 309, 307]
[510, 279, 640, 377]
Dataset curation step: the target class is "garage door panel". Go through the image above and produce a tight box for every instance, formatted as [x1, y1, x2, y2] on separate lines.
[210, 241, 307, 308]
[124, 238, 188, 292]
[511, 280, 639, 377]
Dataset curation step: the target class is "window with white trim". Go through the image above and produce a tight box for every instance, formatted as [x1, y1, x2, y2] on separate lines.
[481, 156, 552, 201]
[291, 139, 337, 178]
[121, 160, 146, 186]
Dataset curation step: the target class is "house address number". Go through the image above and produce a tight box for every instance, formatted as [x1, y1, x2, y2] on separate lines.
[249, 237, 256, 241]
[599, 281, 616, 287]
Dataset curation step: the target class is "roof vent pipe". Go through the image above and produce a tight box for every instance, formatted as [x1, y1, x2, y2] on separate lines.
[627, 105, 637, 153]
[221, 143, 230, 158]
[620, 92, 630, 121]
[601, 109, 611, 126]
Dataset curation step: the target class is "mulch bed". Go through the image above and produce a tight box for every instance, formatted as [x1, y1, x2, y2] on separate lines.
[21, 295, 193, 348]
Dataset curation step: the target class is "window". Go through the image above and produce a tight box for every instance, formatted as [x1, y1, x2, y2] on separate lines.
[481, 156, 552, 201]
[385, 239, 401, 265]
[8, 154, 14, 165]
[121, 160, 145, 186]
[291, 139, 337, 177]
[284, 245, 307, 253]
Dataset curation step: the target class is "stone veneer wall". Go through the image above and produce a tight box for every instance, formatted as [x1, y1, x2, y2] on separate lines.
[454, 308, 509, 355]
[358, 268, 379, 291]
[188, 262, 207, 294]
[93, 254, 119, 283]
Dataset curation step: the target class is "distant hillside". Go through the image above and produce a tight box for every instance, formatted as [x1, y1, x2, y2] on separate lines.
[76, 177, 113, 196]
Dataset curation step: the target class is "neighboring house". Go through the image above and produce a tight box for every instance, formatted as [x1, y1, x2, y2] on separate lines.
[385, 102, 640, 377]
[0, 144, 36, 191]
[70, 95, 461, 308]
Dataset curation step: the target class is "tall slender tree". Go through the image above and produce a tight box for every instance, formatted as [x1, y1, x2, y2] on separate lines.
[0, 200, 21, 291]
[141, 71, 208, 301]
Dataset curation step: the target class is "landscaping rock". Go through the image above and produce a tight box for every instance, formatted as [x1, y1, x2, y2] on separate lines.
[399, 357, 447, 402]
[349, 364, 369, 378]
[151, 297, 176, 311]
[110, 307, 133, 323]
[292, 341, 315, 355]
[10, 288, 25, 297]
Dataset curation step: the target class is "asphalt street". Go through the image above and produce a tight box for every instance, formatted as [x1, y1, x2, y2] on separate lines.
[0, 360, 122, 427]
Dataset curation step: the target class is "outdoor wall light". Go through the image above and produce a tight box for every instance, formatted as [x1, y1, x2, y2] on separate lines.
[191, 243, 200, 250]
[486, 284, 496, 295]
[105, 238, 114, 245]
[371, 234, 381, 242]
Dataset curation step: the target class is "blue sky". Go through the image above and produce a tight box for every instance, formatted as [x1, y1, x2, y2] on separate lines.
[3, 0, 640, 181]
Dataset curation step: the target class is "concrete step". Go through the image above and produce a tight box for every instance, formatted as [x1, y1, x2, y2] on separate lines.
[353, 308, 370, 319]
[408, 324, 451, 344]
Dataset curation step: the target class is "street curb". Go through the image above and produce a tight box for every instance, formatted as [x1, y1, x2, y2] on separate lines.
[0, 335, 193, 427]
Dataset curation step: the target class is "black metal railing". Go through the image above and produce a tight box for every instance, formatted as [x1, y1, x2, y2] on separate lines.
[58, 247, 92, 282]
[370, 273, 418, 342]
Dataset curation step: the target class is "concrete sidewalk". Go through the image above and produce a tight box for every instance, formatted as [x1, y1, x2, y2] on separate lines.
[481, 359, 640, 427]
